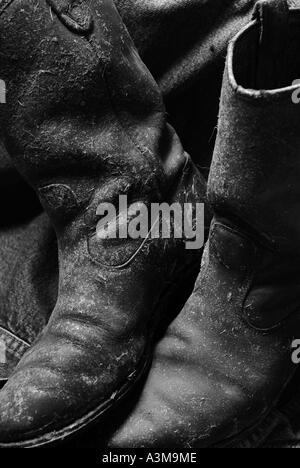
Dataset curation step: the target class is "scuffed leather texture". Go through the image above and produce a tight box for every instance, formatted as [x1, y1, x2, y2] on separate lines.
[107, 221, 299, 448]
[38, 184, 79, 221]
[0, 0, 257, 383]
[104, 1, 300, 448]
[0, 214, 57, 344]
[1, 0, 299, 450]
[114, 0, 256, 172]
[0, 0, 208, 447]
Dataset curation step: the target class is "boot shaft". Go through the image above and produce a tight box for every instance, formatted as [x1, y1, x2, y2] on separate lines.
[209, 0, 300, 254]
[0, 0, 188, 226]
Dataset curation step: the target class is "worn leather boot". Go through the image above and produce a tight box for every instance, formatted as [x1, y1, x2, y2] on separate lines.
[0, 0, 207, 447]
[109, 0, 300, 448]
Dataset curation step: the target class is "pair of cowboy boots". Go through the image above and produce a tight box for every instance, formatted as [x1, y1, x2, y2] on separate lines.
[110, 0, 300, 448]
[0, 0, 300, 448]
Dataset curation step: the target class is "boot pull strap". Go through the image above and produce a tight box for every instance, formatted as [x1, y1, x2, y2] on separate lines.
[253, 0, 289, 89]
[47, 0, 94, 35]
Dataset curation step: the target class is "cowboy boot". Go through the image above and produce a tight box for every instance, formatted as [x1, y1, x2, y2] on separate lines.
[0, 0, 207, 447]
[109, 0, 300, 448]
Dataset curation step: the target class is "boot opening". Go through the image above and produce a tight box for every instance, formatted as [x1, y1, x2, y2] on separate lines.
[232, 11, 300, 91]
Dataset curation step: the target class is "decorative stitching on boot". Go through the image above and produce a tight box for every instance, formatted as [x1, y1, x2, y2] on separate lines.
[47, 0, 94, 35]
[0, 0, 15, 15]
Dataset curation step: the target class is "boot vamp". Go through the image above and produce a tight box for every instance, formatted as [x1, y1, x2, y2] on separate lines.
[109, 220, 300, 448]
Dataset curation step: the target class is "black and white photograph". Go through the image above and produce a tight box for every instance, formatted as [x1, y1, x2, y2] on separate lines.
[0, 0, 299, 454]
